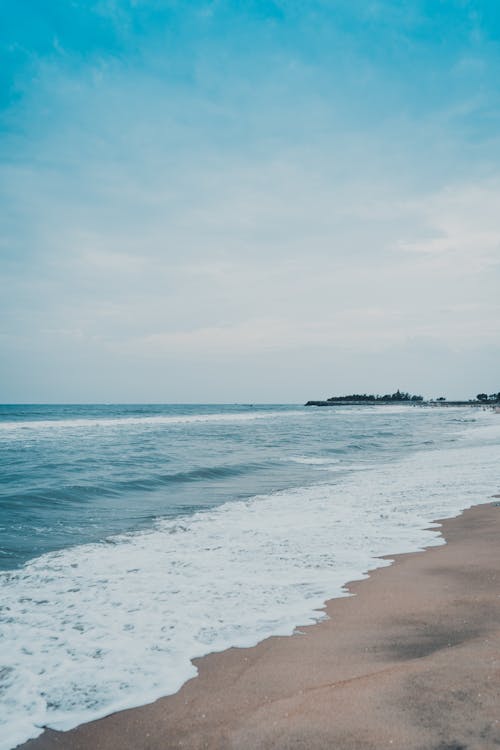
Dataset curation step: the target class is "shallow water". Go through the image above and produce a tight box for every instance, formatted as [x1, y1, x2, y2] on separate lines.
[0, 404, 498, 749]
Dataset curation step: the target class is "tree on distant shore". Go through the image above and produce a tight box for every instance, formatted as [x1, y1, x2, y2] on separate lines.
[326, 390, 423, 403]
[476, 393, 500, 402]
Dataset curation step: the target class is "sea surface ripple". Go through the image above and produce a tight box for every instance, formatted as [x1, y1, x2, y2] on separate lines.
[0, 403, 498, 750]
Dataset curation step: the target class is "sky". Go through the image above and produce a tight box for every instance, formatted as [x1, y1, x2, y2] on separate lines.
[1, 0, 500, 402]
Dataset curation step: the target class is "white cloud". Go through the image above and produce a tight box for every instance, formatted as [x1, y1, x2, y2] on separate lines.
[397, 181, 500, 272]
[2, 37, 500, 399]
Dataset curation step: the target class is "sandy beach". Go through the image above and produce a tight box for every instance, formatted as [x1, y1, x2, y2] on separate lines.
[21, 498, 500, 750]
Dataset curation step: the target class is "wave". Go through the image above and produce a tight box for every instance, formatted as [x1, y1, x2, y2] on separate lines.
[0, 410, 305, 433]
[287, 456, 340, 465]
[1, 429, 499, 750]
[286, 457, 375, 473]
[1, 462, 272, 510]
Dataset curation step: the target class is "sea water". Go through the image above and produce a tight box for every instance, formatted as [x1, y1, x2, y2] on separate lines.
[0, 404, 499, 749]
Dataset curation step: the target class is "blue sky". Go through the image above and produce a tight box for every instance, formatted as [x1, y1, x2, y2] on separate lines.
[1, 1, 500, 401]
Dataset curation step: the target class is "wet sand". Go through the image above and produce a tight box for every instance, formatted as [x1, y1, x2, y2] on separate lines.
[22, 499, 500, 750]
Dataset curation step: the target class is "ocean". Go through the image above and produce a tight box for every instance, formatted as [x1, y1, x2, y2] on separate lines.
[0, 403, 499, 749]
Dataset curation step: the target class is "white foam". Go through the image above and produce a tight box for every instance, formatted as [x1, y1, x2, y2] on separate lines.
[288, 456, 340, 465]
[454, 410, 500, 443]
[287, 457, 374, 473]
[0, 410, 305, 434]
[1, 415, 499, 749]
[321, 404, 420, 415]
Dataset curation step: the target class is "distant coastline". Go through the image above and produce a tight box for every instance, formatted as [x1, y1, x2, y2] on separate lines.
[305, 389, 500, 407]
[305, 400, 494, 407]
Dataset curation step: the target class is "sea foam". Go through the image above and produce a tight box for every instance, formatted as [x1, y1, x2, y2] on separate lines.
[0, 412, 499, 750]
[0, 410, 305, 434]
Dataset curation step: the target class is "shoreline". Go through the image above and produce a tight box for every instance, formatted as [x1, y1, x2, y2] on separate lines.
[20, 496, 500, 750]
[305, 400, 498, 408]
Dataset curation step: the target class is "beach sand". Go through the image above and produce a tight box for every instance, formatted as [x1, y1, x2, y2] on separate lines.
[21, 499, 500, 750]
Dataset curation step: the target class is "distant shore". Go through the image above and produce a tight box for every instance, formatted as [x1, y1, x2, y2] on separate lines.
[306, 399, 498, 407]
[22, 499, 500, 750]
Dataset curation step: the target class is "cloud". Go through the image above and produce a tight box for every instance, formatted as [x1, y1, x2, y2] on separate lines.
[1, 1, 500, 400]
[397, 181, 500, 272]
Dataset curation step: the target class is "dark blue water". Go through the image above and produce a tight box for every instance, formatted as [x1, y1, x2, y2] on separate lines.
[0, 403, 469, 570]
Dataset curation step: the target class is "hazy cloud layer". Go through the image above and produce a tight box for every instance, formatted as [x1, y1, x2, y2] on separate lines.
[1, 1, 499, 401]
